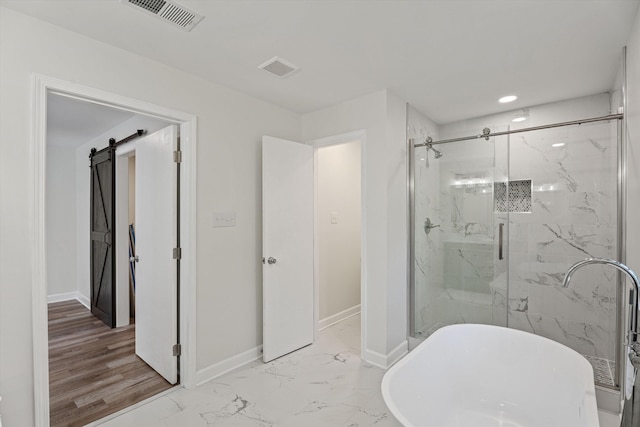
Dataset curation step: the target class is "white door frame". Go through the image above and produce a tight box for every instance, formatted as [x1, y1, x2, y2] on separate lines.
[306, 130, 367, 358]
[31, 74, 197, 426]
[115, 142, 137, 328]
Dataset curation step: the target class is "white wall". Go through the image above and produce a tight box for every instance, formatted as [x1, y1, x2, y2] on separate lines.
[0, 8, 301, 426]
[317, 141, 361, 321]
[302, 89, 408, 366]
[384, 92, 409, 353]
[46, 145, 77, 297]
[626, 2, 640, 286]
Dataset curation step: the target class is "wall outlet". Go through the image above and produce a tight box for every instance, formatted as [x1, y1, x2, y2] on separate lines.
[213, 212, 236, 227]
[331, 211, 338, 224]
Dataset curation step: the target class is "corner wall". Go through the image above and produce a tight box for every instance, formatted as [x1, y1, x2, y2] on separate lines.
[302, 89, 408, 366]
[46, 145, 77, 297]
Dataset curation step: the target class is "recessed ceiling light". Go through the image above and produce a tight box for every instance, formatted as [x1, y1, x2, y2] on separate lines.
[512, 108, 529, 122]
[499, 95, 518, 103]
[552, 143, 565, 148]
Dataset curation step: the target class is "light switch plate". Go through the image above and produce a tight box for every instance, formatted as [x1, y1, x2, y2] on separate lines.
[213, 212, 236, 227]
[331, 211, 338, 224]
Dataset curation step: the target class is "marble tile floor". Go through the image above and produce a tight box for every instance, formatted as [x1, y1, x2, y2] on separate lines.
[95, 314, 622, 427]
[95, 314, 402, 427]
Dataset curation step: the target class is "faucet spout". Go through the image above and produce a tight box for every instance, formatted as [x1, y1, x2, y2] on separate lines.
[563, 258, 639, 347]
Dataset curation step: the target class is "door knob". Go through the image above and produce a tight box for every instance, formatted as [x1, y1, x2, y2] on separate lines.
[267, 257, 277, 265]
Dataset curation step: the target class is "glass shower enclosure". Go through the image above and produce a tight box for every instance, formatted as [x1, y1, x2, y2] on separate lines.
[408, 93, 622, 390]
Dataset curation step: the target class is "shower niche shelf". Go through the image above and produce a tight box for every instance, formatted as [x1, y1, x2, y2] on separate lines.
[494, 179, 532, 213]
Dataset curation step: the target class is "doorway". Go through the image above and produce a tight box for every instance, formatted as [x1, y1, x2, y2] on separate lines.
[32, 75, 197, 426]
[261, 131, 365, 363]
[315, 140, 362, 332]
[311, 131, 365, 350]
[47, 99, 178, 424]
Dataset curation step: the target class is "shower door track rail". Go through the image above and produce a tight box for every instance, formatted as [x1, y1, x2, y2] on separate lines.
[411, 113, 624, 147]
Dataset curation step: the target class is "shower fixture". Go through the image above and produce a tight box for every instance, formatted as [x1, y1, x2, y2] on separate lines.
[425, 137, 443, 159]
[424, 217, 440, 235]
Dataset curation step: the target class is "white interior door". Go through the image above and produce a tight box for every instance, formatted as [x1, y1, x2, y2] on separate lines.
[135, 125, 178, 384]
[262, 136, 314, 362]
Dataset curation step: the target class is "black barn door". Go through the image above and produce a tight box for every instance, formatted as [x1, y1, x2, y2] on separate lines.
[90, 145, 116, 328]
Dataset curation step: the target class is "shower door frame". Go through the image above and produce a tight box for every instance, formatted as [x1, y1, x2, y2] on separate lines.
[406, 110, 417, 345]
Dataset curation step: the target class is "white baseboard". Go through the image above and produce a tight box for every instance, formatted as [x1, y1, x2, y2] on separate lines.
[195, 345, 263, 387]
[47, 292, 78, 303]
[387, 340, 409, 367]
[363, 348, 388, 369]
[47, 292, 90, 309]
[319, 304, 361, 331]
[363, 340, 408, 370]
[76, 293, 90, 309]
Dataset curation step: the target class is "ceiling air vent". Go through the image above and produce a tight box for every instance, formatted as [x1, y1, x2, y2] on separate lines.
[258, 57, 299, 78]
[124, 0, 204, 32]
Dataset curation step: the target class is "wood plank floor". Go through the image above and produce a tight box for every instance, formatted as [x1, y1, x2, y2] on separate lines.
[49, 300, 172, 427]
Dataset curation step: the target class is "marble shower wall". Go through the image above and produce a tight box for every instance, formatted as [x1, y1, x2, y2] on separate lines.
[505, 114, 617, 361]
[411, 93, 619, 370]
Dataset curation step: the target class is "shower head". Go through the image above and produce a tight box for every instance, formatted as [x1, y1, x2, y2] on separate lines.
[425, 140, 443, 159]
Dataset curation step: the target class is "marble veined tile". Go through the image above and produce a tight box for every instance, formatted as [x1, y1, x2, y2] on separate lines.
[342, 391, 404, 427]
[93, 393, 185, 427]
[567, 321, 614, 360]
[508, 311, 569, 345]
[98, 314, 401, 427]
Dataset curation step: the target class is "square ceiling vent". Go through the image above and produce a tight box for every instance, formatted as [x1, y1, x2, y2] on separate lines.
[258, 57, 299, 78]
[123, 0, 204, 32]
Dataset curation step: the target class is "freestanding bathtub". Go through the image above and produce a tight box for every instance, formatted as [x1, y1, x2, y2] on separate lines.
[382, 324, 600, 426]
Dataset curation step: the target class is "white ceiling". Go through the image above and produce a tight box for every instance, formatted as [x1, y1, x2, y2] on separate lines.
[47, 94, 135, 148]
[47, 93, 136, 147]
[5, 0, 639, 124]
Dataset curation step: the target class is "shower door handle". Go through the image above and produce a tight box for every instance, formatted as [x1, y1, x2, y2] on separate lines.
[424, 217, 440, 235]
[498, 223, 504, 260]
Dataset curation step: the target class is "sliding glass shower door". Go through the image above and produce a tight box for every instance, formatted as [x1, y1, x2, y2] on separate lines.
[409, 121, 509, 340]
[408, 97, 620, 389]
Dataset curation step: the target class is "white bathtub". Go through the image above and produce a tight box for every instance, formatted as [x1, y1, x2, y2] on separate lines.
[382, 324, 599, 426]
